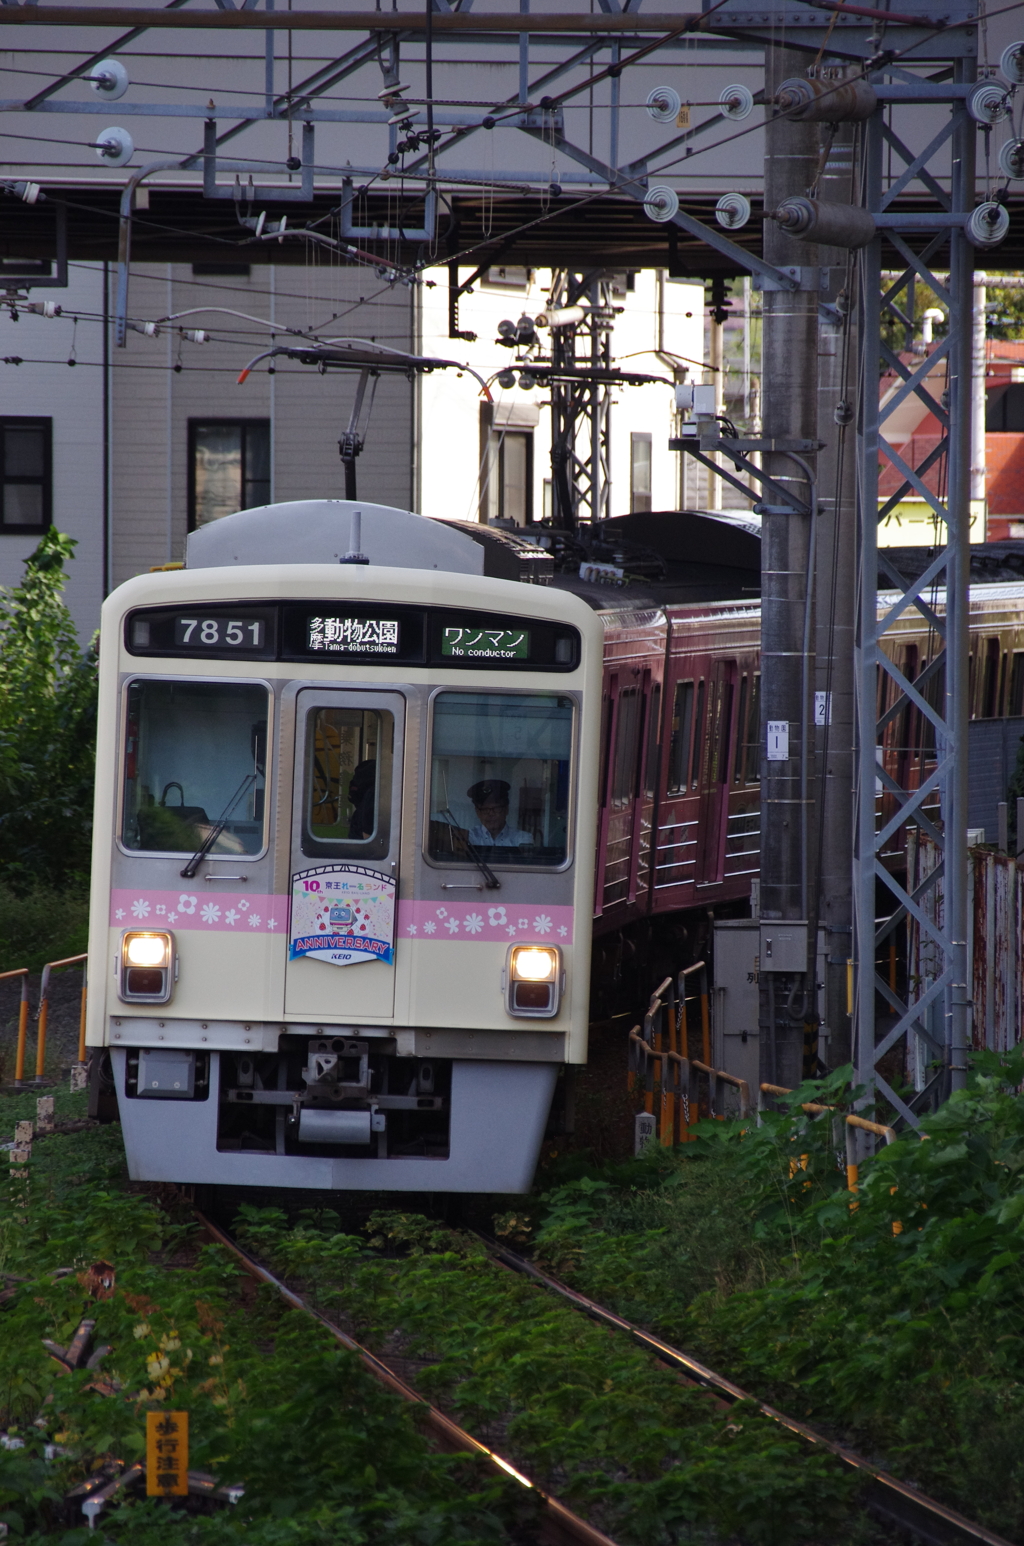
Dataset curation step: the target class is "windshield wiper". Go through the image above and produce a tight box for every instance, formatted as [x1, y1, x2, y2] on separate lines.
[180, 773, 257, 879]
[441, 807, 500, 891]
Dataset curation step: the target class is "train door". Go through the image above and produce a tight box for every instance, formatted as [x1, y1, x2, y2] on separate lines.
[285, 689, 405, 1019]
[696, 660, 736, 885]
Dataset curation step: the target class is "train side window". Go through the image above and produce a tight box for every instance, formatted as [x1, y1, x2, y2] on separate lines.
[611, 687, 642, 807]
[304, 707, 393, 858]
[599, 690, 613, 807]
[427, 691, 574, 867]
[982, 637, 1000, 719]
[733, 677, 748, 784]
[1010, 653, 1024, 717]
[743, 673, 760, 783]
[690, 679, 706, 789]
[122, 679, 268, 855]
[644, 683, 662, 797]
[667, 680, 694, 794]
[718, 677, 735, 785]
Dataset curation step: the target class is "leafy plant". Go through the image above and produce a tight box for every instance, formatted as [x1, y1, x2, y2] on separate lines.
[0, 529, 98, 892]
[526, 1051, 1024, 1539]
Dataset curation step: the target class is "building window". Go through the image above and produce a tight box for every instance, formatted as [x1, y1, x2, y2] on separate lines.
[483, 429, 533, 525]
[0, 418, 51, 532]
[986, 384, 1024, 432]
[630, 432, 652, 513]
[188, 420, 271, 530]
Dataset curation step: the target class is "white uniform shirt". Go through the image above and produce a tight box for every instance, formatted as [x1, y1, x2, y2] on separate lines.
[467, 820, 534, 847]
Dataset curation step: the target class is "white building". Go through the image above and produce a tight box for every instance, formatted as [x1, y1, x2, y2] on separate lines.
[418, 265, 705, 527]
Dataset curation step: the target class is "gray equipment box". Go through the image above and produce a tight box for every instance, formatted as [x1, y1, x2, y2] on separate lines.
[137, 1047, 196, 1098]
[713, 921, 829, 1092]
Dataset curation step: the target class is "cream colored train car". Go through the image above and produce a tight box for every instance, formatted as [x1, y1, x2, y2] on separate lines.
[86, 500, 602, 1193]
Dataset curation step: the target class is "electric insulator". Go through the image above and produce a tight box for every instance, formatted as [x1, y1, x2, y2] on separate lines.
[90, 58, 129, 100]
[719, 85, 754, 120]
[5, 180, 42, 204]
[644, 185, 679, 223]
[999, 41, 1024, 85]
[966, 201, 1010, 249]
[496, 368, 516, 389]
[715, 193, 751, 230]
[646, 86, 682, 124]
[772, 196, 876, 248]
[95, 127, 134, 167]
[775, 76, 877, 122]
[535, 305, 586, 329]
[999, 139, 1024, 180]
[967, 82, 1009, 125]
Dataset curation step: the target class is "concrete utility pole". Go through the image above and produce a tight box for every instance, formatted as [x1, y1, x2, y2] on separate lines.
[758, 46, 822, 1088]
[813, 117, 858, 1071]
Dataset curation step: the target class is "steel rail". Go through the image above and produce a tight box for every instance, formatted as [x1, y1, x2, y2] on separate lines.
[195, 1211, 621, 1546]
[481, 1237, 1014, 1546]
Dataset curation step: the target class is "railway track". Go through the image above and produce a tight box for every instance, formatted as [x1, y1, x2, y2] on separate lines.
[481, 1236, 1013, 1546]
[197, 1210, 621, 1546]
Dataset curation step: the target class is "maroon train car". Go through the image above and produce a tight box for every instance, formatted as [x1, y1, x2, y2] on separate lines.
[595, 599, 761, 937]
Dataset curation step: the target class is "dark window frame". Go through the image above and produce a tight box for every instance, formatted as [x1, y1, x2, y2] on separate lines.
[187, 418, 271, 533]
[0, 416, 52, 535]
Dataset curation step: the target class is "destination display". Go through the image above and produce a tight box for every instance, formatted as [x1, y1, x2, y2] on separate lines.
[442, 626, 530, 660]
[308, 616, 400, 655]
[126, 601, 578, 671]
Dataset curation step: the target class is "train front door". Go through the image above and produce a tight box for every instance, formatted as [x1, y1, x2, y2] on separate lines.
[696, 661, 735, 886]
[285, 689, 404, 1020]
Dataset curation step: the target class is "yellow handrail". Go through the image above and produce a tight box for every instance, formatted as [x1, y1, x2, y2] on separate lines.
[29, 953, 88, 1085]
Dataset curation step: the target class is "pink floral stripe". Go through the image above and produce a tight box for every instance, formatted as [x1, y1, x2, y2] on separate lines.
[110, 888, 289, 935]
[397, 900, 573, 943]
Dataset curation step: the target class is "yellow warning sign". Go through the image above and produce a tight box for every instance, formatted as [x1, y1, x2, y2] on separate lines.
[676, 103, 691, 128]
[146, 1410, 188, 1496]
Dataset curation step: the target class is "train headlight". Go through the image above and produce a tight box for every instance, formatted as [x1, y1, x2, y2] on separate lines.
[507, 944, 563, 1018]
[119, 930, 175, 1003]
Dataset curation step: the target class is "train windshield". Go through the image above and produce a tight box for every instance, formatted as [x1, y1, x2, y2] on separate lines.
[122, 680, 268, 855]
[428, 691, 573, 867]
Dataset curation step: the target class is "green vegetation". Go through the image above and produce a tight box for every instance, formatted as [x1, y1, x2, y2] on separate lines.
[0, 530, 98, 895]
[0, 885, 90, 975]
[233, 1208, 862, 1545]
[6, 1053, 1022, 1544]
[0, 1104, 548, 1546]
[524, 1051, 1024, 1541]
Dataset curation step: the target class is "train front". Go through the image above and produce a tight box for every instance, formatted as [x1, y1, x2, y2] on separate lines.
[86, 501, 601, 1193]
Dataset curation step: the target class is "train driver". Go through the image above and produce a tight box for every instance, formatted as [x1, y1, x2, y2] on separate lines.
[466, 779, 534, 850]
[347, 759, 377, 840]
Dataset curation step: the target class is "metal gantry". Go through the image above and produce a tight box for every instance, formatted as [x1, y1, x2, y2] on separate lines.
[856, 48, 979, 1124]
[547, 272, 614, 529]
